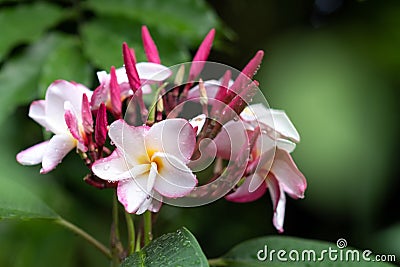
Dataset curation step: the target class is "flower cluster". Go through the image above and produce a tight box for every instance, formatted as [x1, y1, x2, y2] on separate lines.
[16, 26, 306, 232]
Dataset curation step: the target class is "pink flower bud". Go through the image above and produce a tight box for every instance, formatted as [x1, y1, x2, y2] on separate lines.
[95, 103, 108, 147]
[109, 66, 122, 118]
[81, 94, 93, 134]
[142, 26, 161, 64]
[189, 29, 215, 80]
[122, 42, 141, 92]
[230, 50, 264, 94]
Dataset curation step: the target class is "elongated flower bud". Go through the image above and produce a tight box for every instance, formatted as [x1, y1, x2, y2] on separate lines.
[188, 29, 215, 80]
[122, 42, 141, 92]
[95, 103, 108, 148]
[142, 26, 161, 64]
[109, 66, 122, 118]
[81, 94, 93, 134]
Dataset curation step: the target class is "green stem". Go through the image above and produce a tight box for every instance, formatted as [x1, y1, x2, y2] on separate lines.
[111, 190, 124, 266]
[135, 231, 142, 252]
[208, 258, 228, 266]
[143, 210, 153, 245]
[125, 211, 135, 255]
[56, 217, 111, 259]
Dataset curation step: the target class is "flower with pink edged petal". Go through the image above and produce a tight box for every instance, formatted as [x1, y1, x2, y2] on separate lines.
[220, 104, 306, 232]
[92, 119, 197, 214]
[16, 80, 93, 174]
[92, 62, 171, 112]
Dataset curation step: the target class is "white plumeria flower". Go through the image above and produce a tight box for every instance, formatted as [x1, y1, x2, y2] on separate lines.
[16, 80, 93, 174]
[240, 103, 300, 152]
[215, 104, 306, 232]
[92, 119, 197, 214]
[96, 62, 172, 97]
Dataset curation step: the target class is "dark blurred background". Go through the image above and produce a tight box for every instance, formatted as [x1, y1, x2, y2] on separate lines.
[0, 0, 399, 266]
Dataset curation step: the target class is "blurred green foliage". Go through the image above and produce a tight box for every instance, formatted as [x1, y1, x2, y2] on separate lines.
[0, 0, 399, 266]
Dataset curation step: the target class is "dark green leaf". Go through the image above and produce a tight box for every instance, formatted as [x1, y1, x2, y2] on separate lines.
[0, 178, 59, 220]
[0, 3, 65, 61]
[0, 34, 66, 126]
[38, 36, 92, 97]
[85, 0, 220, 44]
[121, 227, 209, 267]
[215, 236, 396, 266]
[81, 17, 189, 70]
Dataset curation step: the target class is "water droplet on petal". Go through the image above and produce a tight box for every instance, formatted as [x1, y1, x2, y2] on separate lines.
[104, 164, 110, 170]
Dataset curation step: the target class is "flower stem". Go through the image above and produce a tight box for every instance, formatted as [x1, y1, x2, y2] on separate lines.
[135, 231, 142, 252]
[56, 217, 111, 259]
[111, 190, 124, 266]
[124, 211, 135, 255]
[143, 210, 153, 245]
[208, 258, 228, 266]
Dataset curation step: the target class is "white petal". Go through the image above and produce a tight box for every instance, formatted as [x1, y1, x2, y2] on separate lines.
[145, 119, 196, 163]
[108, 120, 149, 165]
[266, 173, 280, 211]
[28, 100, 49, 129]
[148, 192, 163, 213]
[96, 70, 108, 84]
[189, 114, 206, 135]
[136, 62, 172, 81]
[16, 140, 50, 165]
[137, 190, 163, 214]
[41, 134, 75, 174]
[136, 193, 153, 215]
[92, 149, 137, 181]
[257, 132, 276, 156]
[240, 103, 267, 122]
[152, 153, 197, 198]
[271, 149, 307, 199]
[115, 67, 129, 84]
[268, 109, 300, 142]
[117, 177, 149, 214]
[45, 80, 92, 134]
[147, 162, 158, 192]
[241, 105, 300, 143]
[276, 138, 296, 153]
[271, 184, 286, 233]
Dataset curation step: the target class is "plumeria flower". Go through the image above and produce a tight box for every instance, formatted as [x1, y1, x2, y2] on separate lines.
[214, 104, 306, 232]
[96, 62, 172, 95]
[92, 62, 172, 115]
[92, 29, 171, 115]
[16, 80, 93, 174]
[92, 119, 197, 214]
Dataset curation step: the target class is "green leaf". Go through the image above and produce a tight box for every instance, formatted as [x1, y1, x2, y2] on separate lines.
[85, 0, 220, 44]
[121, 227, 209, 267]
[0, 178, 59, 220]
[81, 17, 189, 69]
[0, 3, 65, 61]
[38, 36, 92, 97]
[0, 34, 65, 126]
[214, 236, 396, 266]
